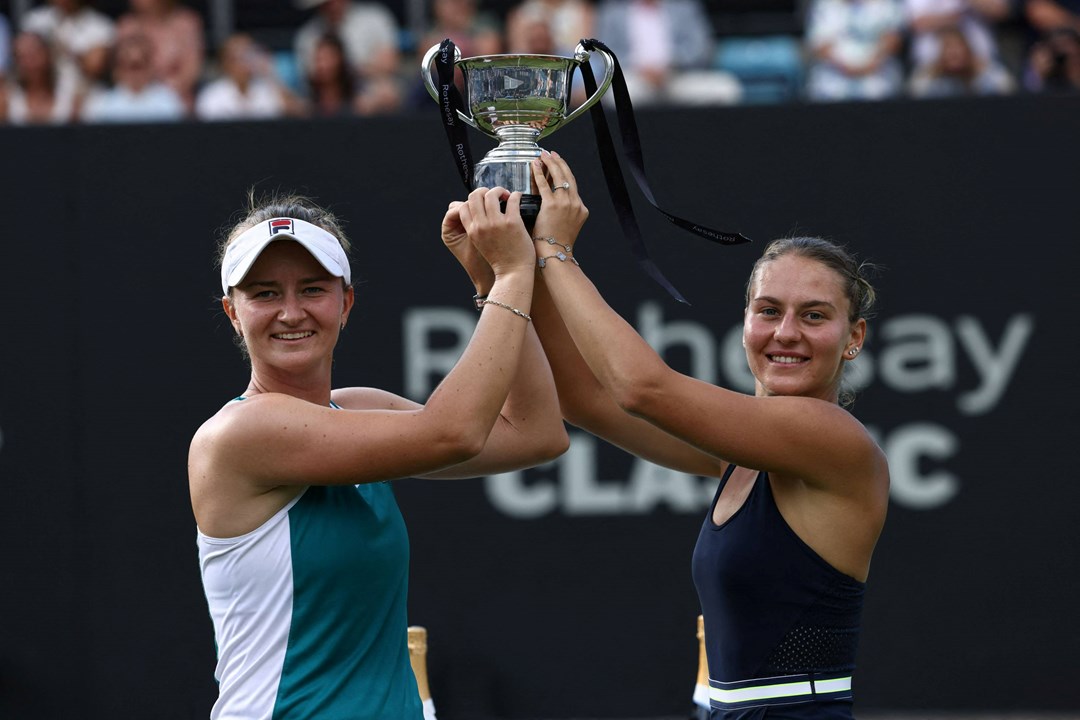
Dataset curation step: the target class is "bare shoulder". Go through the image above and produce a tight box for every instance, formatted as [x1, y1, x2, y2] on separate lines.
[331, 386, 422, 412]
[771, 415, 889, 580]
[766, 395, 890, 498]
[188, 399, 260, 492]
[819, 401, 889, 486]
[187, 395, 301, 488]
[189, 400, 243, 467]
[866, 432, 891, 498]
[844, 408, 889, 477]
[190, 395, 278, 453]
[188, 398, 305, 537]
[826, 410, 891, 504]
[834, 403, 888, 468]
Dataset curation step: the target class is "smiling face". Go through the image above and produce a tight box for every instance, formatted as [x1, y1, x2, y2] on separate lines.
[743, 254, 865, 402]
[223, 240, 353, 381]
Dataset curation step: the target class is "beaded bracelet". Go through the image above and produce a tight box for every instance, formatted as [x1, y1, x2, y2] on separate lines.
[482, 298, 532, 322]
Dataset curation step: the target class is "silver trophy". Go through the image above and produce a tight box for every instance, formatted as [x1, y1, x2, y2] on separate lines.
[421, 42, 614, 221]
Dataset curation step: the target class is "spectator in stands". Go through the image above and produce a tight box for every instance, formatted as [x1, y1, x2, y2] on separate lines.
[293, 0, 402, 114]
[805, 0, 905, 101]
[408, 0, 502, 108]
[909, 24, 1016, 96]
[305, 32, 361, 117]
[1024, 25, 1080, 89]
[506, 3, 556, 54]
[196, 32, 306, 121]
[81, 31, 185, 122]
[21, 0, 116, 90]
[594, 0, 741, 105]
[506, 0, 594, 56]
[115, 0, 204, 112]
[505, 2, 590, 106]
[0, 31, 82, 124]
[417, 0, 502, 59]
[904, 0, 1010, 76]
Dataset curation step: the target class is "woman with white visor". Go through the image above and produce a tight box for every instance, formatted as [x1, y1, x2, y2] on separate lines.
[189, 188, 568, 720]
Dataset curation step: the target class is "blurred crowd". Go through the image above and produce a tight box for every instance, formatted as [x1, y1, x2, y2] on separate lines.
[0, 0, 1076, 125]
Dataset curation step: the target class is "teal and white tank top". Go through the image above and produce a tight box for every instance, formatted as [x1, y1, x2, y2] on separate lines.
[197, 478, 423, 720]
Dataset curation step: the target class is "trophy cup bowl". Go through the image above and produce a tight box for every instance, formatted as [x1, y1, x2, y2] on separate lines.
[422, 42, 614, 224]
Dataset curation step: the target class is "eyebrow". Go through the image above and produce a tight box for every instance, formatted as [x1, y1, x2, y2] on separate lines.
[242, 275, 334, 289]
[753, 295, 838, 311]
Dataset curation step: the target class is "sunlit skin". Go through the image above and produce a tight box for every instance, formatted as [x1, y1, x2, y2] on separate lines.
[743, 254, 866, 403]
[222, 240, 354, 404]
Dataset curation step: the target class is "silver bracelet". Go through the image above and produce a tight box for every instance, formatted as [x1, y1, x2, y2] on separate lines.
[482, 298, 532, 322]
[537, 251, 580, 269]
[533, 236, 573, 254]
[473, 293, 488, 311]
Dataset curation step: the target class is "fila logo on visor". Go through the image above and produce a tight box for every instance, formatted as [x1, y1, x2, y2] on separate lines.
[269, 218, 295, 235]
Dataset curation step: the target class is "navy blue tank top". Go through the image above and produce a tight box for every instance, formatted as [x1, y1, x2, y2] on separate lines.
[691, 465, 865, 719]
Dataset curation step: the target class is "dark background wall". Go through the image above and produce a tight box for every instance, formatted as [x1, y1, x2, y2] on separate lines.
[1, 95, 1077, 719]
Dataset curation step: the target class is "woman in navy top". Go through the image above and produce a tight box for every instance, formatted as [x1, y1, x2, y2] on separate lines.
[522, 152, 889, 718]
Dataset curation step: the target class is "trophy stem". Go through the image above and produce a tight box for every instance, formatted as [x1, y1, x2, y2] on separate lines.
[493, 125, 542, 147]
[475, 125, 545, 224]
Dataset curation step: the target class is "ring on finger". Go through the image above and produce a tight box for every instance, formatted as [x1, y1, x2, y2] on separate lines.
[552, 182, 571, 191]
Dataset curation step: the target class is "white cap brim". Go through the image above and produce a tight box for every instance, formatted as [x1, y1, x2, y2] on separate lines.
[221, 217, 351, 295]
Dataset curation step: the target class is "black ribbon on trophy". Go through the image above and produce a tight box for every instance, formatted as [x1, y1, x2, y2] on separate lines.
[425, 38, 750, 304]
[433, 40, 475, 192]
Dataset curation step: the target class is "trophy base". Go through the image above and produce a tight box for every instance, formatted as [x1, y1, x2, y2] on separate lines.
[501, 194, 541, 230]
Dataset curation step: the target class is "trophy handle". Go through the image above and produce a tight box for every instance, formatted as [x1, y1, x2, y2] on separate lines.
[543, 42, 615, 138]
[421, 42, 480, 132]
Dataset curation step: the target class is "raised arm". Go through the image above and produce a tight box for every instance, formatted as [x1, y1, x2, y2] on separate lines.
[332, 325, 567, 481]
[416, 198, 569, 477]
[524, 164, 727, 477]
[529, 153, 882, 492]
[532, 274, 727, 478]
[339, 191, 585, 479]
[191, 188, 540, 490]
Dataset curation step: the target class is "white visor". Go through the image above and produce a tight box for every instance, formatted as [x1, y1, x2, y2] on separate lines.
[221, 217, 351, 295]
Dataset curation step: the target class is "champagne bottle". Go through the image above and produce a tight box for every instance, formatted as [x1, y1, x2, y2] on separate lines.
[408, 626, 438, 720]
[691, 615, 710, 720]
